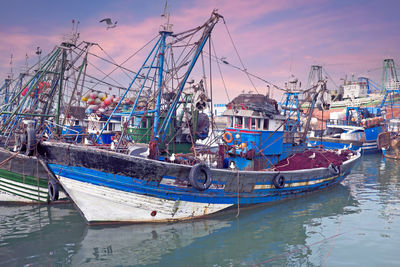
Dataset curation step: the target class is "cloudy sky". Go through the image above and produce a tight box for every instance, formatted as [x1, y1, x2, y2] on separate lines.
[0, 0, 399, 102]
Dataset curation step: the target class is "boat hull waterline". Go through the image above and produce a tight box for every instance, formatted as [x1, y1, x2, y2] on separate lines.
[40, 141, 360, 223]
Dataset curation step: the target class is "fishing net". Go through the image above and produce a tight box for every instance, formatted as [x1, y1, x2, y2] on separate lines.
[274, 148, 354, 171]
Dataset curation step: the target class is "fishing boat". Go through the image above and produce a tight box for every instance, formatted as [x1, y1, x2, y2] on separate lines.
[308, 107, 384, 153]
[377, 131, 400, 160]
[221, 92, 303, 170]
[0, 23, 85, 203]
[0, 71, 66, 203]
[35, 11, 361, 224]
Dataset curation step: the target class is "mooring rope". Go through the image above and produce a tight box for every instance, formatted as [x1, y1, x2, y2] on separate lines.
[236, 169, 240, 218]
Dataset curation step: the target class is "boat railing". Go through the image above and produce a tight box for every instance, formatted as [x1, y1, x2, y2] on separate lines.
[44, 120, 83, 143]
[327, 119, 359, 127]
[283, 132, 303, 144]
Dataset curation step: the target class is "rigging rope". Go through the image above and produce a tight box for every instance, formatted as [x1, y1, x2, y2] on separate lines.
[222, 18, 259, 95]
[211, 39, 230, 103]
[84, 34, 159, 91]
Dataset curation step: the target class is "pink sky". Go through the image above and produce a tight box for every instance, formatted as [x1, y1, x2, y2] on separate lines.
[1, 0, 399, 102]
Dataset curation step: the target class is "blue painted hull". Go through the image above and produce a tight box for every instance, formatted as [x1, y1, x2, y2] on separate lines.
[48, 163, 352, 205]
[308, 140, 379, 154]
[39, 141, 360, 223]
[308, 125, 383, 154]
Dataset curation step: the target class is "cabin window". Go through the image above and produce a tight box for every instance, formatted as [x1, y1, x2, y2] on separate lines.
[235, 116, 243, 128]
[228, 116, 234, 127]
[135, 118, 141, 127]
[141, 119, 147, 128]
[263, 119, 269, 130]
[244, 117, 250, 129]
[257, 118, 261, 129]
[251, 118, 256, 129]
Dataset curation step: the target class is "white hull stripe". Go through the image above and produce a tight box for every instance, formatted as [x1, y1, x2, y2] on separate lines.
[58, 175, 231, 223]
[0, 177, 48, 193]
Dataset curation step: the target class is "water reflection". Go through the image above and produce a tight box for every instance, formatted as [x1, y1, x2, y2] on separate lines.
[0, 204, 85, 266]
[73, 185, 358, 266]
[345, 154, 400, 225]
[72, 219, 231, 265]
[0, 184, 360, 266]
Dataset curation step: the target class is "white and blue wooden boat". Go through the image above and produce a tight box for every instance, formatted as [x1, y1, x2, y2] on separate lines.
[308, 107, 384, 153]
[36, 11, 361, 224]
[38, 141, 360, 223]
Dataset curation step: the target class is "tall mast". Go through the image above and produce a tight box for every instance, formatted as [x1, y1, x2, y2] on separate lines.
[153, 30, 172, 141]
[159, 10, 222, 141]
[55, 46, 67, 134]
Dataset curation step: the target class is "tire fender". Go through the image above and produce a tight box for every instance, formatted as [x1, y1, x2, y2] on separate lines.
[328, 163, 340, 175]
[273, 174, 285, 189]
[25, 127, 36, 156]
[48, 179, 59, 201]
[188, 163, 212, 191]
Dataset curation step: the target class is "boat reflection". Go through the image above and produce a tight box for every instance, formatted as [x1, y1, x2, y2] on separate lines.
[0, 204, 85, 266]
[0, 184, 359, 266]
[71, 184, 359, 266]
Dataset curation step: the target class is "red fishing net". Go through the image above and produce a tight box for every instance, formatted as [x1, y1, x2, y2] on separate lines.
[274, 149, 354, 171]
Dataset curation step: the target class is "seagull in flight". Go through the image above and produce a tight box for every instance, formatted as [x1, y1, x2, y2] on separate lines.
[99, 18, 117, 30]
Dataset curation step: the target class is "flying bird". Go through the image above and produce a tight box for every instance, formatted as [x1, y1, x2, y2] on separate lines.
[99, 18, 117, 30]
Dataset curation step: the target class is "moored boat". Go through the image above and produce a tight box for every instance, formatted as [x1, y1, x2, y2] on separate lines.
[0, 24, 83, 204]
[38, 140, 360, 223]
[377, 131, 400, 160]
[37, 10, 361, 224]
[308, 107, 384, 153]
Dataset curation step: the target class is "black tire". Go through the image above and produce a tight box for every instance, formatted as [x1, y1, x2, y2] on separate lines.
[328, 163, 340, 175]
[273, 174, 285, 189]
[48, 179, 59, 201]
[25, 127, 36, 156]
[188, 163, 212, 191]
[185, 134, 192, 144]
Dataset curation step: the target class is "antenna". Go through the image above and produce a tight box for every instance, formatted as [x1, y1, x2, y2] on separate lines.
[23, 53, 29, 74]
[9, 54, 13, 79]
[162, 0, 168, 17]
[161, 0, 172, 31]
[36, 46, 42, 67]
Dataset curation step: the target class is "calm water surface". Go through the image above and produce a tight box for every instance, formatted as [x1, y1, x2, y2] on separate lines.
[0, 154, 399, 266]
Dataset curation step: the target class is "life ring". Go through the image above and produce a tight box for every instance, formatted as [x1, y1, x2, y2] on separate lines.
[25, 126, 36, 156]
[48, 179, 59, 201]
[188, 163, 212, 191]
[273, 174, 285, 189]
[328, 163, 340, 175]
[223, 132, 233, 143]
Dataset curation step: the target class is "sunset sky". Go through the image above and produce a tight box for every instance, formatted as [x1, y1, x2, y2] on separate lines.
[1, 0, 399, 102]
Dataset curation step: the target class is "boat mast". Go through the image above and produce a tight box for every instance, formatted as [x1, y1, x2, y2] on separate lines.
[153, 28, 172, 141]
[158, 10, 222, 142]
[55, 46, 67, 134]
[301, 80, 327, 141]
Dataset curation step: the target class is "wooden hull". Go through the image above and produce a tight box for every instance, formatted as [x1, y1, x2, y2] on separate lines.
[0, 148, 66, 203]
[38, 141, 361, 224]
[384, 152, 400, 160]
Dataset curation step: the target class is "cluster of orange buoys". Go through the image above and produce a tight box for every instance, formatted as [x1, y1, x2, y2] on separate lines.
[21, 81, 52, 98]
[81, 92, 122, 114]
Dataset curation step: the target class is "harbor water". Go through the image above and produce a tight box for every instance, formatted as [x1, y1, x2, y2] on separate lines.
[0, 154, 399, 266]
